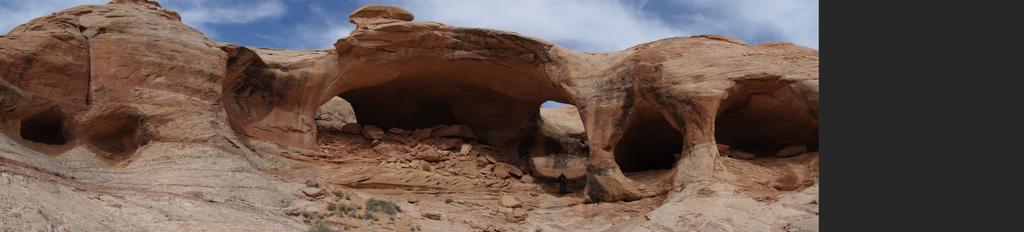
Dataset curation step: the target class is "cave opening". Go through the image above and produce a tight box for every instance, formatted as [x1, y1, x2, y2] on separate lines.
[715, 84, 819, 157]
[338, 76, 545, 149]
[87, 124, 140, 154]
[81, 109, 148, 165]
[536, 100, 588, 154]
[315, 96, 359, 136]
[614, 106, 684, 173]
[19, 108, 69, 145]
[527, 100, 589, 178]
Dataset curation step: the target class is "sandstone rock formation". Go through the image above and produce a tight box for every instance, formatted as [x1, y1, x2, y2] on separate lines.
[2, 1, 818, 231]
[227, 4, 818, 202]
[315, 96, 358, 133]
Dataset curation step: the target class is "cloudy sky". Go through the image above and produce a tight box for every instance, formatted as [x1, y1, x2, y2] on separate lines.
[1, 0, 818, 51]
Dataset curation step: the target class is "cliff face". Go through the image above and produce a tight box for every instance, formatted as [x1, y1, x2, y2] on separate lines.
[1, 1, 818, 231]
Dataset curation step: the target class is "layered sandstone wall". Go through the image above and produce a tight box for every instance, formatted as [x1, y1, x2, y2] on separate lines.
[1, 2, 818, 230]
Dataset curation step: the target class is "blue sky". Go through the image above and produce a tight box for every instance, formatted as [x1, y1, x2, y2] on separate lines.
[2, 0, 817, 108]
[2, 0, 818, 51]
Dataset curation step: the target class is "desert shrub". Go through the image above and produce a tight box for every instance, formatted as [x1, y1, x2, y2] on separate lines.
[363, 198, 402, 221]
[365, 213, 379, 222]
[305, 180, 320, 188]
[445, 198, 454, 204]
[332, 191, 345, 198]
[365, 198, 401, 215]
[337, 202, 359, 217]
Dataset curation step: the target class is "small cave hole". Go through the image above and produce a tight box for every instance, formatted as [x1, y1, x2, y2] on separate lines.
[81, 109, 148, 165]
[19, 108, 70, 145]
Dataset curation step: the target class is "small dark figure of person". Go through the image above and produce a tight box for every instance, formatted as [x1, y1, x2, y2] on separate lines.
[558, 174, 568, 195]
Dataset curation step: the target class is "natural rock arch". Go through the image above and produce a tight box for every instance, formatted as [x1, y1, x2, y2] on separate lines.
[524, 102, 589, 180]
[217, 5, 819, 202]
[0, 1, 820, 230]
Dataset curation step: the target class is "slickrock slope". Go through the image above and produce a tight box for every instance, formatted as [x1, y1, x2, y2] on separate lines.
[2, 1, 819, 231]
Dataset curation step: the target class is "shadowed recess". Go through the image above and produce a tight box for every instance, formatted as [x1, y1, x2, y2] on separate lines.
[19, 108, 69, 145]
[80, 107, 150, 165]
[614, 106, 683, 173]
[715, 82, 819, 155]
[340, 76, 544, 149]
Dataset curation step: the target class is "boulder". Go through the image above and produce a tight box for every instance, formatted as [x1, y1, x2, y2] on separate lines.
[499, 195, 522, 208]
[302, 187, 324, 198]
[388, 128, 409, 135]
[432, 125, 476, 139]
[417, 160, 433, 171]
[349, 4, 414, 27]
[437, 138, 464, 150]
[423, 212, 442, 220]
[494, 163, 523, 179]
[411, 128, 433, 140]
[339, 123, 363, 134]
[776, 145, 809, 157]
[730, 150, 758, 160]
[362, 125, 385, 140]
[415, 149, 446, 162]
[458, 143, 474, 155]
[316, 96, 357, 124]
[284, 200, 321, 216]
[521, 175, 535, 183]
[507, 208, 528, 223]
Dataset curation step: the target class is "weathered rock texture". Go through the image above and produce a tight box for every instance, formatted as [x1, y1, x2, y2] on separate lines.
[2, 1, 818, 231]
[226, 4, 818, 201]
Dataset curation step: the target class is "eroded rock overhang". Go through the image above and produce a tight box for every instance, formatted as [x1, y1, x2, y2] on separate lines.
[0, 2, 819, 203]
[219, 5, 819, 202]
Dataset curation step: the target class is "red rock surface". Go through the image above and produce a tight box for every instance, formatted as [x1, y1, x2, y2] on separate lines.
[1, 2, 819, 231]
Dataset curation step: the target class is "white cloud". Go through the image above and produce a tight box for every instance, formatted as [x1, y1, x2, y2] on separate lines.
[1, 0, 287, 38]
[0, 0, 105, 34]
[375, 0, 687, 52]
[162, 0, 286, 38]
[3, 0, 817, 51]
[167, 0, 286, 25]
[668, 0, 819, 49]
[366, 0, 817, 51]
[291, 22, 351, 50]
[291, 3, 353, 50]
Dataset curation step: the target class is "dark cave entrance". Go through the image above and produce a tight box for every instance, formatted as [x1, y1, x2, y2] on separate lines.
[338, 77, 544, 149]
[343, 93, 459, 130]
[715, 84, 819, 157]
[19, 108, 69, 145]
[614, 107, 684, 173]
